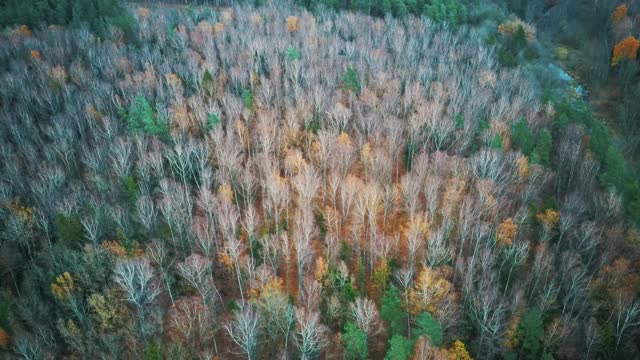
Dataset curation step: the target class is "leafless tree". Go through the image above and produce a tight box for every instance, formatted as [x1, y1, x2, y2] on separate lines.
[426, 226, 453, 268]
[295, 207, 316, 298]
[401, 174, 422, 221]
[613, 296, 640, 350]
[293, 164, 320, 209]
[136, 196, 157, 235]
[177, 253, 218, 307]
[350, 297, 382, 338]
[147, 240, 175, 306]
[110, 137, 133, 179]
[113, 257, 162, 337]
[226, 301, 260, 360]
[294, 307, 328, 360]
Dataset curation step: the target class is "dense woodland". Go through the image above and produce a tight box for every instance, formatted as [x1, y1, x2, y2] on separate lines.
[1, 0, 640, 359]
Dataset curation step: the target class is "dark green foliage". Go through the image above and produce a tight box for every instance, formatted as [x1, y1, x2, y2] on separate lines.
[425, 0, 468, 24]
[589, 121, 611, 162]
[477, 118, 490, 132]
[207, 113, 221, 130]
[0, 297, 12, 332]
[304, 0, 428, 18]
[117, 228, 138, 258]
[531, 129, 552, 168]
[412, 312, 442, 346]
[517, 308, 545, 360]
[201, 70, 216, 98]
[490, 133, 503, 150]
[600, 145, 627, 191]
[355, 258, 367, 297]
[0, 0, 137, 41]
[382, 0, 393, 15]
[512, 26, 527, 51]
[340, 240, 351, 265]
[454, 113, 464, 129]
[342, 67, 361, 94]
[404, 140, 419, 172]
[497, 25, 536, 67]
[144, 342, 163, 360]
[121, 95, 170, 141]
[385, 335, 412, 360]
[55, 213, 84, 248]
[122, 175, 138, 208]
[327, 267, 357, 302]
[343, 322, 368, 360]
[381, 285, 406, 336]
[392, 0, 409, 17]
[511, 118, 535, 155]
[498, 47, 518, 67]
[248, 235, 263, 265]
[242, 89, 254, 111]
[286, 46, 301, 61]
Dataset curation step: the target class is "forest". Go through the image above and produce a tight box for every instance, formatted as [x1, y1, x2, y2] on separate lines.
[0, 0, 640, 359]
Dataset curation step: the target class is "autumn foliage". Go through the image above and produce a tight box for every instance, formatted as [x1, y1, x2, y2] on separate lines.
[0, 2, 639, 359]
[0, 329, 9, 348]
[612, 4, 628, 23]
[286, 16, 299, 33]
[612, 35, 640, 65]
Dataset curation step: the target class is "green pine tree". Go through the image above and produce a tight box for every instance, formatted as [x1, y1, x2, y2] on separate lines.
[600, 145, 627, 191]
[517, 308, 544, 360]
[343, 322, 368, 360]
[342, 67, 362, 94]
[412, 312, 442, 346]
[511, 118, 535, 155]
[381, 285, 406, 336]
[531, 129, 552, 168]
[286, 46, 301, 61]
[385, 335, 412, 360]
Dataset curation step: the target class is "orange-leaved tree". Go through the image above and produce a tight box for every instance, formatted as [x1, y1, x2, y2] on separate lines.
[612, 4, 628, 23]
[612, 36, 640, 66]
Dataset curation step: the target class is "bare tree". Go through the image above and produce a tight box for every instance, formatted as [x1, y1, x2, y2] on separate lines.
[350, 297, 382, 338]
[294, 207, 316, 298]
[613, 296, 640, 350]
[135, 196, 157, 235]
[177, 253, 217, 307]
[293, 164, 320, 209]
[226, 302, 260, 360]
[113, 256, 162, 338]
[294, 307, 328, 360]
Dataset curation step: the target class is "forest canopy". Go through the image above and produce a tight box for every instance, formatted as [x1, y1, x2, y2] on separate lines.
[0, 0, 640, 359]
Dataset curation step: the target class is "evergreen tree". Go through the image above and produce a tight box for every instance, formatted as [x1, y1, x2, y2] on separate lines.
[381, 285, 406, 336]
[0, 0, 136, 41]
[342, 67, 362, 94]
[412, 312, 442, 346]
[343, 322, 368, 360]
[242, 89, 255, 111]
[511, 118, 535, 155]
[55, 213, 85, 248]
[286, 46, 301, 61]
[392, 0, 409, 17]
[589, 121, 611, 162]
[121, 95, 170, 140]
[531, 129, 552, 168]
[600, 145, 627, 191]
[385, 335, 412, 360]
[208, 113, 221, 130]
[490, 133, 504, 150]
[425, 0, 467, 24]
[201, 69, 216, 98]
[517, 308, 545, 360]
